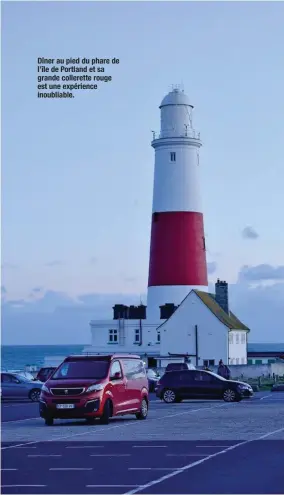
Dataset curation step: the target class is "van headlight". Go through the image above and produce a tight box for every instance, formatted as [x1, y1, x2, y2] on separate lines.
[86, 384, 104, 393]
[42, 384, 50, 393]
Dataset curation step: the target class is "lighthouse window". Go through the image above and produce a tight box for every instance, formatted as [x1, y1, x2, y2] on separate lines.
[170, 152, 176, 162]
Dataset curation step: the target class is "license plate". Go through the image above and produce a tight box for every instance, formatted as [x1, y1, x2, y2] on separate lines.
[56, 404, 75, 409]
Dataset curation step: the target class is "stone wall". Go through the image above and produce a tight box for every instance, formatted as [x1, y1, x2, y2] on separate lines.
[156, 362, 284, 379]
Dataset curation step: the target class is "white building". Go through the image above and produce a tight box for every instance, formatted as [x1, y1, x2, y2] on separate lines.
[85, 280, 250, 367]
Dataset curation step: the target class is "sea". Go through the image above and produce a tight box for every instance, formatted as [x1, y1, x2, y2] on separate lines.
[1, 345, 85, 371]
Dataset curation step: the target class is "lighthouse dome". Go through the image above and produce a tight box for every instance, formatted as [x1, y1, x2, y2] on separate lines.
[160, 88, 192, 108]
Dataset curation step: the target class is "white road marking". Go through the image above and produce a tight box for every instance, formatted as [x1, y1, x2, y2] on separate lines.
[28, 455, 62, 457]
[87, 485, 139, 488]
[166, 454, 207, 457]
[50, 467, 93, 471]
[129, 468, 182, 471]
[124, 426, 284, 495]
[2, 417, 40, 424]
[260, 395, 273, 400]
[195, 445, 234, 448]
[1, 485, 46, 488]
[90, 454, 131, 457]
[132, 445, 167, 448]
[1, 468, 18, 471]
[66, 445, 104, 449]
[1, 403, 227, 450]
[16, 446, 37, 449]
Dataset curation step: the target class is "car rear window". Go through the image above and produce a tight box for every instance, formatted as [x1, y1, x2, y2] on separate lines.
[52, 360, 110, 380]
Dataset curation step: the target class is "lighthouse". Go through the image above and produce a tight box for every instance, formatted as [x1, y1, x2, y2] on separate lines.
[147, 87, 208, 320]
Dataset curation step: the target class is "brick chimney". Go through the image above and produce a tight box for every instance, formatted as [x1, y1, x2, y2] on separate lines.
[215, 279, 229, 314]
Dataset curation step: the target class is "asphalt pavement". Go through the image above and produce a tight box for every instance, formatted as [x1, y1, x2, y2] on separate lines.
[1, 392, 284, 494]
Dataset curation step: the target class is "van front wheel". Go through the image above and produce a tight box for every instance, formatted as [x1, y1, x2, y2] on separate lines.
[136, 398, 148, 420]
[99, 400, 111, 424]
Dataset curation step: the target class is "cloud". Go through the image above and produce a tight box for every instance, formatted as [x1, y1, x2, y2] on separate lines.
[239, 264, 284, 282]
[45, 260, 63, 267]
[89, 257, 97, 264]
[2, 266, 284, 344]
[207, 261, 217, 275]
[1, 285, 7, 297]
[242, 226, 259, 240]
[32, 287, 43, 293]
[1, 263, 18, 269]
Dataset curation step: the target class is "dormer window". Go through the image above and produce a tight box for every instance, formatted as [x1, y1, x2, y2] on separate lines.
[170, 152, 176, 162]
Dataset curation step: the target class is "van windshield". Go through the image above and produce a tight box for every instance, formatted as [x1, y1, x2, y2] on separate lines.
[52, 360, 109, 380]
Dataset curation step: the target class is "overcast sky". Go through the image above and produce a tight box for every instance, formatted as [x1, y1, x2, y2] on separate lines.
[2, 1, 284, 344]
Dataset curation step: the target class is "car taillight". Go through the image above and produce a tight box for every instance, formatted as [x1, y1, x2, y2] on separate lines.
[157, 381, 161, 386]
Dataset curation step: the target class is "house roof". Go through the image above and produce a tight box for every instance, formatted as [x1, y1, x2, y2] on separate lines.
[157, 289, 250, 331]
[194, 291, 250, 331]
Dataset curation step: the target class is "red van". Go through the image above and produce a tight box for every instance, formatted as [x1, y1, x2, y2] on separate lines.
[39, 354, 149, 426]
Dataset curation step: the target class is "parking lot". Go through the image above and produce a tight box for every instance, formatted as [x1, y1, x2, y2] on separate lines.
[1, 392, 284, 494]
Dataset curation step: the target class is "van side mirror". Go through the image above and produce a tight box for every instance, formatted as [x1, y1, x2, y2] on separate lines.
[111, 372, 121, 380]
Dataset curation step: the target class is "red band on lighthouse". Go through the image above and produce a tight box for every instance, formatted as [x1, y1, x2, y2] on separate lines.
[148, 211, 208, 287]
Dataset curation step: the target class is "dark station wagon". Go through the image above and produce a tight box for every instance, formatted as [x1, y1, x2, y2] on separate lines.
[156, 369, 253, 403]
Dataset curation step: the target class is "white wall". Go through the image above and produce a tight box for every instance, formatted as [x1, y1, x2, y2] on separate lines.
[88, 319, 161, 355]
[160, 291, 229, 365]
[228, 331, 248, 364]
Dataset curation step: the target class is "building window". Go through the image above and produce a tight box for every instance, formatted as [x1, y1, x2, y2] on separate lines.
[229, 333, 233, 344]
[241, 358, 245, 364]
[236, 358, 239, 364]
[241, 333, 246, 344]
[230, 358, 235, 364]
[248, 359, 253, 365]
[236, 333, 239, 344]
[170, 152, 176, 162]
[108, 329, 118, 343]
[157, 331, 161, 343]
[268, 359, 275, 364]
[134, 328, 141, 344]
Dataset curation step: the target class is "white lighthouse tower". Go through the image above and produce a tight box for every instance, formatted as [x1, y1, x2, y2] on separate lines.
[147, 87, 208, 320]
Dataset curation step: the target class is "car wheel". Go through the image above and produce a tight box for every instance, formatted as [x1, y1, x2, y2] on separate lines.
[29, 389, 41, 402]
[223, 388, 237, 402]
[136, 398, 148, 420]
[162, 389, 177, 403]
[99, 399, 111, 424]
[45, 417, 54, 426]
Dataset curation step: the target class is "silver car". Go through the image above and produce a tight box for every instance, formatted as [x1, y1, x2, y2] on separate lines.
[1, 372, 43, 402]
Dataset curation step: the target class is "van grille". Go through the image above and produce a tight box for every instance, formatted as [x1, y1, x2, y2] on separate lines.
[50, 388, 84, 396]
[52, 399, 81, 404]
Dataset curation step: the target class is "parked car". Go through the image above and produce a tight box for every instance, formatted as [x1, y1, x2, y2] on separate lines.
[39, 354, 149, 426]
[1, 373, 43, 402]
[36, 367, 57, 383]
[165, 362, 195, 372]
[156, 369, 253, 403]
[146, 369, 160, 392]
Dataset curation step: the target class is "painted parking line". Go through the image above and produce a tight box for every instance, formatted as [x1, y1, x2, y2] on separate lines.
[65, 445, 104, 449]
[132, 445, 167, 448]
[28, 455, 62, 457]
[124, 426, 284, 495]
[2, 417, 41, 424]
[1, 403, 227, 450]
[129, 468, 184, 471]
[90, 454, 131, 457]
[50, 467, 93, 471]
[1, 485, 46, 488]
[86, 485, 139, 489]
